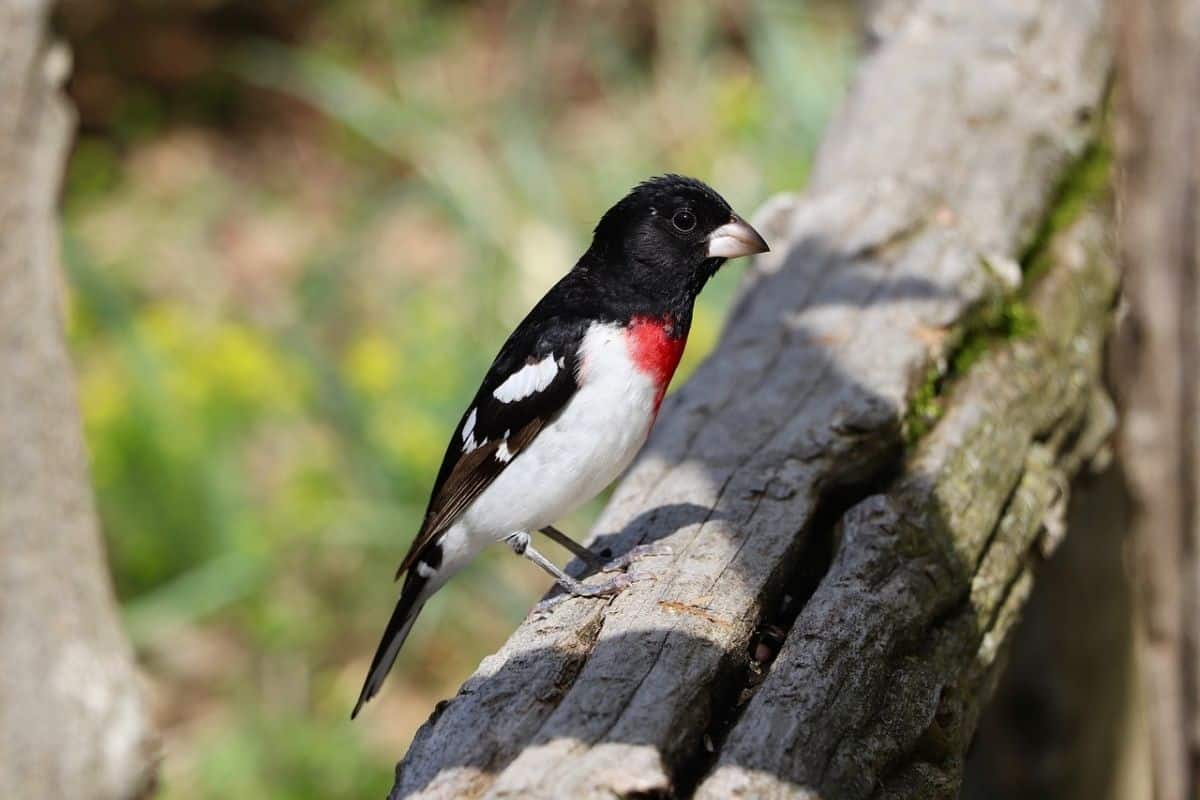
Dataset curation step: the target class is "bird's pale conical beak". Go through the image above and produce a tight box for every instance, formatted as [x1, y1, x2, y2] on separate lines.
[706, 215, 770, 259]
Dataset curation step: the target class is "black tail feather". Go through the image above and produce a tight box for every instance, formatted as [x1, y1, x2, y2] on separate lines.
[352, 575, 426, 719]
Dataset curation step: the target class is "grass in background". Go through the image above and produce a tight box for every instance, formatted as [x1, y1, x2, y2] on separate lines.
[62, 2, 858, 797]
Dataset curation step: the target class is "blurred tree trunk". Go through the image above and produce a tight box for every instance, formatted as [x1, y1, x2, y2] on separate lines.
[0, 2, 157, 798]
[1111, 0, 1200, 797]
[387, 2, 1116, 798]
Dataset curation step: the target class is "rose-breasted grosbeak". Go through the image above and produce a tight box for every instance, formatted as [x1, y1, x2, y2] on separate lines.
[353, 175, 768, 717]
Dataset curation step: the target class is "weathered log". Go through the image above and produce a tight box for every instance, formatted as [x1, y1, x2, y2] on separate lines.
[696, 206, 1115, 800]
[0, 3, 157, 798]
[962, 465, 1148, 800]
[389, 1, 1114, 798]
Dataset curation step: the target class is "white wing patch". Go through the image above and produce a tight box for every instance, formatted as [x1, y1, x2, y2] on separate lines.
[494, 429, 513, 463]
[493, 355, 559, 403]
[462, 407, 480, 453]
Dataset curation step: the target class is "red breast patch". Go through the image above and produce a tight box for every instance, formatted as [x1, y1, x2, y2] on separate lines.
[627, 315, 687, 413]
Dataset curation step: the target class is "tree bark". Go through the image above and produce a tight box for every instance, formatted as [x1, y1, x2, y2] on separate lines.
[960, 464, 1152, 800]
[1112, 0, 1200, 798]
[389, 1, 1114, 798]
[0, 2, 157, 798]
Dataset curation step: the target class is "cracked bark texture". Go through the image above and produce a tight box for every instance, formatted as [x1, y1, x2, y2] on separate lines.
[0, 2, 157, 798]
[390, 1, 1114, 798]
[961, 463, 1149, 800]
[1112, 0, 1200, 797]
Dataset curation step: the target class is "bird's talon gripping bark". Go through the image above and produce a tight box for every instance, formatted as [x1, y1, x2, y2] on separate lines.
[602, 543, 673, 572]
[577, 573, 633, 596]
[531, 594, 568, 617]
[531, 569, 654, 617]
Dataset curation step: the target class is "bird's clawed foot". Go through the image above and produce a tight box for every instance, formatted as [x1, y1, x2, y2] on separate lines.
[517, 529, 671, 616]
[601, 543, 673, 573]
[532, 572, 653, 616]
[537, 526, 672, 576]
[568, 571, 641, 597]
[532, 542, 670, 616]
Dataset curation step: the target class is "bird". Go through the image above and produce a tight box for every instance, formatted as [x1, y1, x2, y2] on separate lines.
[352, 174, 768, 717]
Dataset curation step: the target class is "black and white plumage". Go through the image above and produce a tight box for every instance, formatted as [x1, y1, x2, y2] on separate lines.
[353, 175, 769, 717]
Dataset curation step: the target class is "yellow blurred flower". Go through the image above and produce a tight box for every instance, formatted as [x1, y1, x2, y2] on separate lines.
[715, 71, 766, 135]
[207, 324, 303, 410]
[345, 333, 397, 397]
[137, 303, 305, 415]
[78, 353, 128, 433]
[373, 408, 443, 475]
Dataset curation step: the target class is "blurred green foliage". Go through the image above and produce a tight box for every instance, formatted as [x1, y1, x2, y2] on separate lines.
[61, 1, 858, 797]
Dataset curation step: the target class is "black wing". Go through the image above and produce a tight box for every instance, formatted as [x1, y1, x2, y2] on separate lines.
[396, 311, 588, 574]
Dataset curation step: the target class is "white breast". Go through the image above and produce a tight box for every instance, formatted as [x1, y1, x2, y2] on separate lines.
[459, 322, 659, 539]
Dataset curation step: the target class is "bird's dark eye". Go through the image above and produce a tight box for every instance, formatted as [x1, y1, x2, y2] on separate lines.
[672, 209, 697, 232]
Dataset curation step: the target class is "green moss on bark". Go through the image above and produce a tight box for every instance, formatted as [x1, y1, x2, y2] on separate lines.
[902, 122, 1111, 448]
[1021, 136, 1113, 284]
[903, 296, 1039, 445]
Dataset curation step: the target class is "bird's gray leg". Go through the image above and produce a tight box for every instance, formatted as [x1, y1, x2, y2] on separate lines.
[505, 531, 633, 598]
[538, 525, 672, 573]
[599, 542, 673, 572]
[537, 525, 607, 571]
